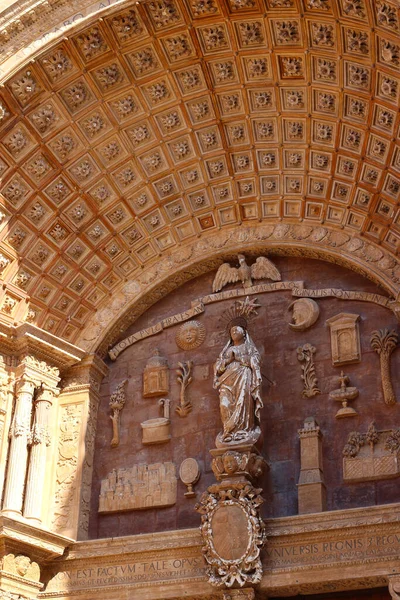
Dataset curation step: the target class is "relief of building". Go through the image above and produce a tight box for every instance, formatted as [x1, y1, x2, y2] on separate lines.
[0, 0, 398, 599]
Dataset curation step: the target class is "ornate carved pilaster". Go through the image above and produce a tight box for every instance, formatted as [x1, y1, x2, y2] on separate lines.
[52, 354, 108, 540]
[2, 377, 36, 517]
[23, 385, 57, 524]
[0, 357, 14, 504]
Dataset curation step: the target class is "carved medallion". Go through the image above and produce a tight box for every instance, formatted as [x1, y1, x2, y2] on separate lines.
[196, 483, 266, 587]
[175, 320, 206, 350]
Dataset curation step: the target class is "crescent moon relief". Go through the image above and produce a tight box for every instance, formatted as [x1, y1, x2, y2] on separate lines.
[288, 298, 320, 331]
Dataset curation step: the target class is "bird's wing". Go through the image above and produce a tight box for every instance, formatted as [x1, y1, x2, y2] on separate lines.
[212, 263, 240, 292]
[251, 256, 281, 282]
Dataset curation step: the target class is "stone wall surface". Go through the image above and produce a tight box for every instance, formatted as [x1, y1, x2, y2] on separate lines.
[89, 256, 400, 539]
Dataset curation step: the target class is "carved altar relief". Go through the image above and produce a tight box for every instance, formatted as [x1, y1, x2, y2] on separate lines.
[99, 462, 177, 512]
[326, 313, 361, 366]
[143, 350, 169, 397]
[343, 422, 400, 482]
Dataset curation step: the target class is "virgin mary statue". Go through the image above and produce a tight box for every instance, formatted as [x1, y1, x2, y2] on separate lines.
[213, 324, 263, 447]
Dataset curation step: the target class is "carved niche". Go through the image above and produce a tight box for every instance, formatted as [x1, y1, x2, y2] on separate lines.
[326, 313, 361, 366]
[99, 462, 177, 512]
[143, 349, 169, 397]
[343, 423, 400, 482]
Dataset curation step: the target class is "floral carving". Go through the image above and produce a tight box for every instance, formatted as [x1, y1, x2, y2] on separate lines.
[10, 70, 38, 106]
[62, 81, 90, 111]
[165, 35, 192, 60]
[342, 0, 365, 18]
[148, 0, 180, 28]
[190, 0, 218, 16]
[281, 57, 303, 77]
[316, 58, 336, 80]
[31, 104, 57, 133]
[203, 26, 227, 50]
[112, 95, 138, 119]
[42, 49, 73, 82]
[111, 10, 142, 41]
[147, 82, 169, 102]
[376, 1, 398, 30]
[109, 380, 128, 447]
[96, 64, 124, 88]
[239, 22, 264, 45]
[348, 64, 369, 87]
[381, 40, 400, 66]
[297, 343, 321, 398]
[4, 128, 29, 156]
[131, 48, 157, 74]
[312, 23, 334, 46]
[347, 29, 369, 54]
[176, 361, 193, 417]
[275, 21, 300, 43]
[76, 27, 107, 60]
[248, 58, 268, 78]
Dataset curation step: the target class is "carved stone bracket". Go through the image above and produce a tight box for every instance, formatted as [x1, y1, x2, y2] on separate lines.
[195, 482, 266, 588]
[210, 447, 267, 484]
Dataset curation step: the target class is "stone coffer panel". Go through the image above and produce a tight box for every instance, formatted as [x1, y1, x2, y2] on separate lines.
[89, 256, 400, 539]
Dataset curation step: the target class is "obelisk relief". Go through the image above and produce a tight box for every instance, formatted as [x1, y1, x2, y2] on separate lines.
[196, 298, 267, 591]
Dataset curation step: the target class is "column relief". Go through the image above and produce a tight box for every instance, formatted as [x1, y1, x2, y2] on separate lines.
[51, 355, 108, 540]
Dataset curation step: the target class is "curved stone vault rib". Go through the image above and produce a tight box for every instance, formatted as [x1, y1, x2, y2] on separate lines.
[0, 0, 399, 352]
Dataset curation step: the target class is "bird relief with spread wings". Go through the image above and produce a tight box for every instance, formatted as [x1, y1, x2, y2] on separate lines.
[212, 254, 281, 293]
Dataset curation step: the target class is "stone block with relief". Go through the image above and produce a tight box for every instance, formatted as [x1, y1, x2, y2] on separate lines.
[297, 417, 326, 514]
[143, 349, 169, 397]
[343, 423, 400, 482]
[98, 462, 177, 512]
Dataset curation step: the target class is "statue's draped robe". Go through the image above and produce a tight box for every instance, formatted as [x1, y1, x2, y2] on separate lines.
[214, 338, 262, 441]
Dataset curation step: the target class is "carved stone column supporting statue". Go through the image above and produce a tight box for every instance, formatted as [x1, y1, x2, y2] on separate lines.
[24, 385, 57, 523]
[2, 378, 36, 517]
[196, 312, 267, 590]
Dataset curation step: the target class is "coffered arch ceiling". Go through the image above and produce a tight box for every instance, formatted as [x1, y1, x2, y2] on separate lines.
[0, 0, 399, 354]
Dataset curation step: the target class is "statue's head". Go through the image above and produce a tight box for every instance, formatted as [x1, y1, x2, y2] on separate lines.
[15, 555, 30, 577]
[230, 325, 245, 343]
[222, 452, 239, 474]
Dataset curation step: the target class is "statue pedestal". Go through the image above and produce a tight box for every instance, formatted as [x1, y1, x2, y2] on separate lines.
[195, 443, 267, 590]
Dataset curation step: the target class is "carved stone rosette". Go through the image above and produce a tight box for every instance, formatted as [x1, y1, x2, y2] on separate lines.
[196, 482, 266, 588]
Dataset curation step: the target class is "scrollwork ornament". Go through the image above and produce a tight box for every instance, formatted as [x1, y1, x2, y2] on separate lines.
[196, 482, 266, 588]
